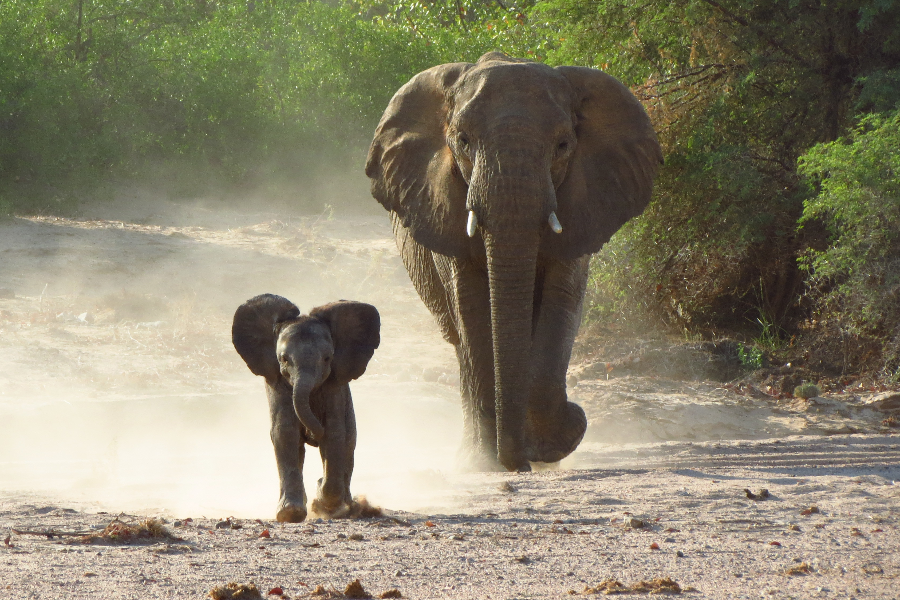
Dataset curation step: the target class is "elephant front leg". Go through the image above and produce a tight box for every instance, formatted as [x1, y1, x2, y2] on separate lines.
[311, 384, 356, 517]
[526, 256, 590, 464]
[266, 380, 308, 523]
[445, 257, 502, 471]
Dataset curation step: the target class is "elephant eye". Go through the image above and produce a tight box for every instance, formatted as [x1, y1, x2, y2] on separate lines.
[557, 141, 570, 155]
[458, 134, 470, 149]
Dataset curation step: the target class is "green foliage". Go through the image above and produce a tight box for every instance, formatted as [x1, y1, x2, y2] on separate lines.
[793, 383, 820, 399]
[0, 0, 440, 212]
[738, 344, 764, 371]
[798, 110, 900, 369]
[356, 0, 546, 62]
[548, 0, 900, 351]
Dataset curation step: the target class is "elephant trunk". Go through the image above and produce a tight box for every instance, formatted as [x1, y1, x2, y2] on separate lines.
[484, 231, 539, 472]
[291, 379, 325, 442]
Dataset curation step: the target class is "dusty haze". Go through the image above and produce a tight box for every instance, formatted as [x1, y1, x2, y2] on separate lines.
[0, 187, 897, 520]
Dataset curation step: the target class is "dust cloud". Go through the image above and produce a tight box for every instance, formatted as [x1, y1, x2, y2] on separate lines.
[0, 188, 475, 519]
[2, 186, 876, 522]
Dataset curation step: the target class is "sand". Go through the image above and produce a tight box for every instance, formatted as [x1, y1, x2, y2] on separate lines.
[1, 195, 898, 599]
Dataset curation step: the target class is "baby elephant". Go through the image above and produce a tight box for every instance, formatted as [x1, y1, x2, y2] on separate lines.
[232, 294, 380, 522]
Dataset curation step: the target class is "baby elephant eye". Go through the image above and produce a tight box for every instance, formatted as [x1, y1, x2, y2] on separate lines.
[557, 141, 569, 155]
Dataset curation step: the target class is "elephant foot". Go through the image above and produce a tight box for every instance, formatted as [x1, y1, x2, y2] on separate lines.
[457, 442, 505, 472]
[525, 400, 587, 464]
[275, 502, 307, 523]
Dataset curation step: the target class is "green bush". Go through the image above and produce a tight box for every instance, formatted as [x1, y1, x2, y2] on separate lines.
[798, 110, 900, 375]
[793, 383, 821, 399]
[0, 0, 446, 212]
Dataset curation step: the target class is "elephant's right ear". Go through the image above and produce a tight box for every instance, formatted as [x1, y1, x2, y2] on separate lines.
[366, 62, 473, 258]
[232, 294, 300, 380]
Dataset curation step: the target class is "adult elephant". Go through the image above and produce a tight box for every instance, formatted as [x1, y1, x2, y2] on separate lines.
[366, 52, 662, 472]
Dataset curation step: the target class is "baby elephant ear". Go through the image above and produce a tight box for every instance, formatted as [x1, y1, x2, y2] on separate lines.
[232, 294, 300, 380]
[310, 301, 381, 384]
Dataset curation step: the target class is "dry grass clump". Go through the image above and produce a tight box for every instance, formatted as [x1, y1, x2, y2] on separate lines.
[208, 582, 264, 600]
[80, 518, 176, 545]
[343, 579, 371, 599]
[583, 577, 682, 594]
[784, 562, 813, 576]
[305, 581, 400, 599]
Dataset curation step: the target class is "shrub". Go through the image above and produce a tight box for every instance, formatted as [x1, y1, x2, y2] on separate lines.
[798, 110, 900, 376]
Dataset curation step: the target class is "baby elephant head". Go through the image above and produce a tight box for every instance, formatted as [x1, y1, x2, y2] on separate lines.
[232, 294, 380, 441]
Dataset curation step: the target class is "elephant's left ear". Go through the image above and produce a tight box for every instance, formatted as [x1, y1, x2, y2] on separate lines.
[310, 301, 381, 384]
[544, 66, 663, 260]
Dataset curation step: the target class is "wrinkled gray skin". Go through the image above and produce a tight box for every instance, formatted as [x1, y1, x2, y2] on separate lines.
[366, 52, 662, 472]
[232, 294, 380, 522]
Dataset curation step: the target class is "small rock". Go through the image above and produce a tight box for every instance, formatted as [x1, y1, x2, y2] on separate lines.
[625, 517, 645, 529]
[499, 481, 517, 493]
[866, 392, 900, 412]
[336, 533, 347, 539]
[349, 533, 365, 541]
[215, 520, 231, 529]
[566, 374, 578, 388]
[514, 556, 531, 564]
[744, 488, 770, 500]
[676, 551, 684, 557]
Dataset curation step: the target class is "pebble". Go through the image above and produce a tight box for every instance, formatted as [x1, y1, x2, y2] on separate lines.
[625, 517, 645, 529]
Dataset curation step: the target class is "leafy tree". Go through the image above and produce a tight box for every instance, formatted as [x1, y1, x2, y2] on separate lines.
[798, 110, 900, 375]
[536, 0, 900, 339]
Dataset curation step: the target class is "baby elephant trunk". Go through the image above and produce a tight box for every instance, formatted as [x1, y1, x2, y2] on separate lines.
[291, 380, 325, 442]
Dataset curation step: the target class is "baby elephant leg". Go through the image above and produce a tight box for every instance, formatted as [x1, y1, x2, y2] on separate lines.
[267, 380, 308, 523]
[312, 385, 356, 517]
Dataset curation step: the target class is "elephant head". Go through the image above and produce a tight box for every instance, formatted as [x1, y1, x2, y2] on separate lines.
[232, 294, 380, 441]
[366, 53, 662, 470]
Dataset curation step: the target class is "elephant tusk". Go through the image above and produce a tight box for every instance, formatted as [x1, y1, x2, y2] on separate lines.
[548, 211, 563, 234]
[466, 210, 478, 238]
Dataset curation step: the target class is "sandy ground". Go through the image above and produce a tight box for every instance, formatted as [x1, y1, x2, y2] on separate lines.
[1, 193, 899, 599]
